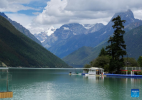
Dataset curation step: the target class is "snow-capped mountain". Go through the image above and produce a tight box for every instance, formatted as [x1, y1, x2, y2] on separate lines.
[34, 9, 142, 59]
[34, 26, 56, 43]
[41, 23, 87, 49]
[40, 22, 105, 57]
[35, 23, 105, 45]
[48, 9, 142, 58]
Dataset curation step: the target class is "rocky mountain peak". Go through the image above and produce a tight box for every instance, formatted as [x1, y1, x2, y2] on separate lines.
[113, 9, 134, 19]
[55, 23, 87, 37]
[107, 9, 138, 27]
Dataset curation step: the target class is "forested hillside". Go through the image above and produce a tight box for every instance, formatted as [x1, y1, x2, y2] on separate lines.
[0, 16, 69, 68]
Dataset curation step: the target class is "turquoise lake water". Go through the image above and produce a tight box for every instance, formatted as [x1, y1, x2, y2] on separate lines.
[0, 69, 142, 100]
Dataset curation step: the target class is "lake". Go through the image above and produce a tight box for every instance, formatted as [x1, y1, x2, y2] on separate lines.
[0, 69, 142, 100]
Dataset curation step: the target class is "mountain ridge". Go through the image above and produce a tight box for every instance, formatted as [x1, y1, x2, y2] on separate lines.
[63, 24, 142, 67]
[0, 12, 42, 45]
[42, 9, 142, 58]
[62, 10, 142, 67]
[0, 15, 69, 68]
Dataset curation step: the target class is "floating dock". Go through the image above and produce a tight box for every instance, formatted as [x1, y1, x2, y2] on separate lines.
[105, 74, 142, 78]
[0, 92, 13, 98]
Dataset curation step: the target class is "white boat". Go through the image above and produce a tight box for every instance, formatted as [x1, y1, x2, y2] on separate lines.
[69, 72, 82, 75]
[85, 67, 104, 76]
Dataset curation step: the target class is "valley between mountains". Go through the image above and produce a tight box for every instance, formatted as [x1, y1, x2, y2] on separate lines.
[1, 9, 142, 68]
[34, 9, 142, 67]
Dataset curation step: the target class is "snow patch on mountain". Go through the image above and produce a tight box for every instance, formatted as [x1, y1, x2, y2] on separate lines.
[63, 27, 70, 30]
[82, 24, 95, 29]
[45, 26, 56, 36]
[34, 26, 56, 43]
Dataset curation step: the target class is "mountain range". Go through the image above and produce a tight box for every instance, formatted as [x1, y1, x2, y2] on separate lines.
[0, 15, 69, 68]
[0, 12, 42, 45]
[2, 9, 141, 68]
[35, 23, 105, 58]
[34, 9, 142, 59]
[63, 24, 142, 67]
[62, 10, 142, 67]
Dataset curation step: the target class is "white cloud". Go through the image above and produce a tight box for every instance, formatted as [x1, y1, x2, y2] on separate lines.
[133, 10, 142, 19]
[0, 0, 8, 8]
[0, 0, 36, 12]
[33, 0, 112, 25]
[26, 20, 62, 34]
[66, 0, 142, 12]
[32, 0, 142, 27]
[5, 13, 35, 27]
[4, 0, 142, 35]
[33, 0, 73, 25]
[26, 24, 47, 34]
[30, 0, 116, 34]
[32, 12, 41, 15]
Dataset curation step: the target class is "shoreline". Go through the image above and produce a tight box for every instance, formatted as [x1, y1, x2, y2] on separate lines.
[0, 67, 91, 70]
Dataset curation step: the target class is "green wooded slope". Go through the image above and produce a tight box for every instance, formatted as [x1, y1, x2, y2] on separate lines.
[0, 16, 69, 68]
[63, 25, 142, 67]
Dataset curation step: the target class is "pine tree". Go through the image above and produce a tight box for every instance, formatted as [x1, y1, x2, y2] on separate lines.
[99, 47, 107, 56]
[138, 56, 142, 67]
[106, 15, 126, 73]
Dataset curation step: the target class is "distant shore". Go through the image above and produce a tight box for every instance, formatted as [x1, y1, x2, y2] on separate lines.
[0, 67, 90, 70]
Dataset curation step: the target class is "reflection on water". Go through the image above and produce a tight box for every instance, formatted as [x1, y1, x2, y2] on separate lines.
[83, 75, 104, 83]
[0, 69, 142, 100]
[0, 69, 12, 92]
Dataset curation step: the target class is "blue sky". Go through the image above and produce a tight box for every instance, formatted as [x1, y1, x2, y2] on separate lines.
[19, 0, 48, 16]
[5, 0, 48, 16]
[1, 0, 142, 35]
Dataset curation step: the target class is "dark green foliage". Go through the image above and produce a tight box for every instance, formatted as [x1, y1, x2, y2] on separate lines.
[138, 56, 142, 67]
[89, 59, 95, 66]
[124, 58, 138, 67]
[137, 71, 142, 75]
[92, 56, 110, 71]
[0, 61, 2, 66]
[84, 64, 91, 68]
[0, 16, 69, 68]
[99, 47, 107, 56]
[83, 64, 91, 72]
[106, 16, 126, 73]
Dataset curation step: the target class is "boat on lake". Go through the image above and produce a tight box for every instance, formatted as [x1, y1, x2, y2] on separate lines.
[69, 72, 82, 75]
[85, 67, 104, 76]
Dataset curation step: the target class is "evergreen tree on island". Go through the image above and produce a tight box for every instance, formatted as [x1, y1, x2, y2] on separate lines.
[106, 15, 126, 73]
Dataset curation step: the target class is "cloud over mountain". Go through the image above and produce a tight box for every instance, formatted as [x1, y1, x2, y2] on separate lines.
[2, 0, 142, 35]
[32, 0, 142, 28]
